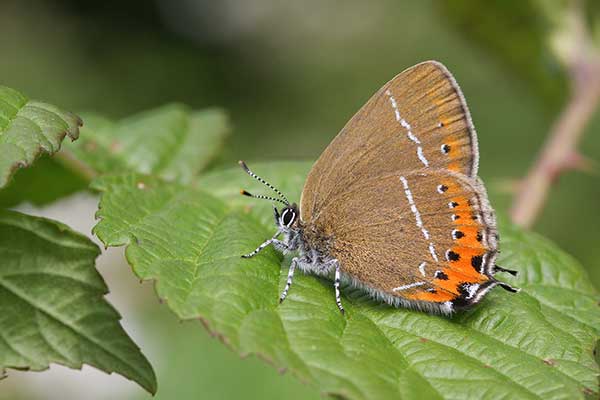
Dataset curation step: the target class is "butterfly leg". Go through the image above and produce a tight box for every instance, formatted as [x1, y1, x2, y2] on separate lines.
[334, 261, 345, 315]
[271, 239, 290, 253]
[279, 257, 298, 303]
[242, 231, 281, 258]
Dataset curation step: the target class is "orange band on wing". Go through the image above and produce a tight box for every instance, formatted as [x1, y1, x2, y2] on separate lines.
[454, 225, 483, 247]
[407, 289, 455, 303]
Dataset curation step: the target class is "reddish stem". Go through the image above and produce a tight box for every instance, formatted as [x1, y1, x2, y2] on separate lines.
[510, 60, 600, 227]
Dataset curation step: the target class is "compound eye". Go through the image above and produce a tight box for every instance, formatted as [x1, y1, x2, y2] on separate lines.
[281, 209, 296, 227]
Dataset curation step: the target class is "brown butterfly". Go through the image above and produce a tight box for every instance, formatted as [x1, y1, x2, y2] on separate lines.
[240, 60, 518, 315]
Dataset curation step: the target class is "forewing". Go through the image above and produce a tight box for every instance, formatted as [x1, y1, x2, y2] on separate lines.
[324, 169, 497, 311]
[301, 61, 479, 223]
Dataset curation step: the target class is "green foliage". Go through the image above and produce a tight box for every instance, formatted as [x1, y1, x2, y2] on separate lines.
[64, 104, 229, 183]
[0, 86, 81, 188]
[0, 210, 156, 394]
[0, 103, 228, 208]
[441, 0, 600, 106]
[0, 156, 87, 208]
[438, 0, 568, 105]
[92, 162, 600, 400]
[0, 88, 157, 393]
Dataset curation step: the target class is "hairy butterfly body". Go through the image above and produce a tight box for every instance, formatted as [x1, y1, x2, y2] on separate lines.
[240, 61, 518, 315]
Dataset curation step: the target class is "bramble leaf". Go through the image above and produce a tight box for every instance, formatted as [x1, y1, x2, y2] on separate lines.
[0, 86, 81, 188]
[63, 104, 229, 184]
[0, 210, 156, 394]
[92, 162, 600, 400]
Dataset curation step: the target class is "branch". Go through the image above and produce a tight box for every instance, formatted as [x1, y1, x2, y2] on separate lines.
[510, 3, 600, 228]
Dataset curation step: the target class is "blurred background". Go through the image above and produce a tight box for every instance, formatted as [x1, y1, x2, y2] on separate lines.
[1, 0, 599, 399]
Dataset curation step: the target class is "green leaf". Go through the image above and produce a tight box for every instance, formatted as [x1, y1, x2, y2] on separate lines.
[0, 210, 157, 394]
[0, 85, 81, 188]
[63, 104, 229, 184]
[92, 163, 599, 399]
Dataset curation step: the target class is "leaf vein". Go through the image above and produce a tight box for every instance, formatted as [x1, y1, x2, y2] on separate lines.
[0, 276, 140, 377]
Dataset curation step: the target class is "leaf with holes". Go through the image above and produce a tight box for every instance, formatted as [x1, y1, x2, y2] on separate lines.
[0, 210, 156, 394]
[62, 104, 229, 183]
[92, 163, 600, 400]
[0, 86, 81, 188]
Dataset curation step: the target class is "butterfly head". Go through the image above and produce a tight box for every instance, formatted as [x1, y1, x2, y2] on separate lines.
[277, 203, 299, 229]
[239, 160, 299, 229]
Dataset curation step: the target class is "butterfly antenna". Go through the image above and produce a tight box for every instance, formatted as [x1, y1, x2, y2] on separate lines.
[240, 190, 287, 205]
[239, 161, 290, 205]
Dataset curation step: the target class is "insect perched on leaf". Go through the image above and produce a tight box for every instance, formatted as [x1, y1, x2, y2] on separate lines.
[239, 61, 518, 315]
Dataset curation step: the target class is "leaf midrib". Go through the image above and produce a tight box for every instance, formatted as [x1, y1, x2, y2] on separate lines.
[0, 271, 104, 293]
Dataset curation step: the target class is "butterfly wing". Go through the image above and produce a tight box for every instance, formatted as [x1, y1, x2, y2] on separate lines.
[301, 61, 479, 223]
[320, 169, 499, 313]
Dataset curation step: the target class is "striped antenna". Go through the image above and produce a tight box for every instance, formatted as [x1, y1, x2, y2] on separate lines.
[239, 161, 290, 205]
[240, 190, 287, 205]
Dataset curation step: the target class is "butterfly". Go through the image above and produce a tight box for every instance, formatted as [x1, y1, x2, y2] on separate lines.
[239, 60, 518, 315]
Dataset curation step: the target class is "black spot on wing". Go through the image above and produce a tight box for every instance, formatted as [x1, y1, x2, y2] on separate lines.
[435, 271, 448, 280]
[447, 250, 460, 262]
[471, 255, 483, 272]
